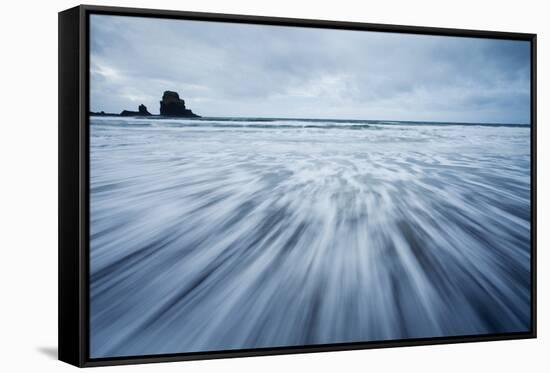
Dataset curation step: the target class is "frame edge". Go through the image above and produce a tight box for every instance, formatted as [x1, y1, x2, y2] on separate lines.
[530, 33, 537, 339]
[58, 5, 85, 368]
[78, 3, 536, 40]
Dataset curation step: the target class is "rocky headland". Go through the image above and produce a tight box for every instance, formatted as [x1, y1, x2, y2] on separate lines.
[159, 91, 200, 117]
[120, 104, 152, 117]
[90, 91, 201, 118]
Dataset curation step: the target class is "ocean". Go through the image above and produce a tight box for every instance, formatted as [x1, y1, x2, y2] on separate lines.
[89, 116, 531, 358]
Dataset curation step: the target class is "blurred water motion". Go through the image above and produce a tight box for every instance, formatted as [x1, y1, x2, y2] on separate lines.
[89, 117, 531, 358]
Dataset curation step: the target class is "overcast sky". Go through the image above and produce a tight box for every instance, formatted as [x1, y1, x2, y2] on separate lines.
[90, 15, 531, 124]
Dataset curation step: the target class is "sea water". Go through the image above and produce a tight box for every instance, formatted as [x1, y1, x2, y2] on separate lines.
[89, 116, 531, 357]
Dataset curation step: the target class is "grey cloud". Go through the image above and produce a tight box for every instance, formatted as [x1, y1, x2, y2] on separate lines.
[90, 15, 530, 123]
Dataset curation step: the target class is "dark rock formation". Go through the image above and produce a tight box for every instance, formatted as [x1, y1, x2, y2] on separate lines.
[120, 104, 152, 117]
[160, 91, 200, 117]
[91, 92, 201, 118]
[90, 110, 119, 116]
[139, 104, 151, 115]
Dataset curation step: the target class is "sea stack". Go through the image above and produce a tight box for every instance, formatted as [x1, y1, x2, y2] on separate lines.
[160, 91, 200, 117]
[120, 104, 152, 116]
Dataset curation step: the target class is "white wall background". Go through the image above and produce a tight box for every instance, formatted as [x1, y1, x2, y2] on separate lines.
[0, 0, 546, 371]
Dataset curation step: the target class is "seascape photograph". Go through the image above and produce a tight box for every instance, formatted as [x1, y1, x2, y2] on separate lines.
[88, 15, 531, 358]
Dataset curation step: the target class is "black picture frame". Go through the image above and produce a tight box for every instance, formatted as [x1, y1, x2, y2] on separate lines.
[59, 4, 537, 368]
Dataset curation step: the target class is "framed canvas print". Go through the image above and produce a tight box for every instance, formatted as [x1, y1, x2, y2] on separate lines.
[58, 5, 537, 367]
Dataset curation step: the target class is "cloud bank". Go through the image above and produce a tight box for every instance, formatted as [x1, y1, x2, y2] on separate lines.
[90, 15, 530, 124]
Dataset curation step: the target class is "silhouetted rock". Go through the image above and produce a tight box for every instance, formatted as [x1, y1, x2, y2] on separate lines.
[160, 91, 200, 117]
[90, 110, 119, 116]
[120, 104, 152, 117]
[139, 104, 150, 115]
[91, 92, 201, 118]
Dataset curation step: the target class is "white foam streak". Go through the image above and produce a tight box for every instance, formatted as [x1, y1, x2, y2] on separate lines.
[90, 118, 531, 357]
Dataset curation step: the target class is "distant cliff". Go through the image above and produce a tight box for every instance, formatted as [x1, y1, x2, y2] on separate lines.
[120, 104, 152, 117]
[160, 91, 200, 117]
[90, 91, 201, 118]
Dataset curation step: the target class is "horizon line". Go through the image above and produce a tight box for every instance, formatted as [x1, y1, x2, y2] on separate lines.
[89, 111, 530, 127]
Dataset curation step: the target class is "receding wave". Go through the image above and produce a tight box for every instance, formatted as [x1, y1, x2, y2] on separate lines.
[162, 123, 374, 130]
[89, 116, 531, 358]
[90, 116, 529, 129]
